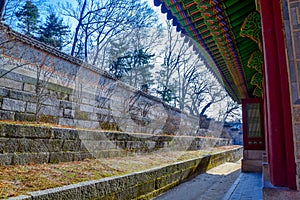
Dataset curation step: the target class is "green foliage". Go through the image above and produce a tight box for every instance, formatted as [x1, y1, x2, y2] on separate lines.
[15, 0, 39, 36]
[156, 85, 176, 103]
[38, 12, 70, 50]
[109, 48, 155, 89]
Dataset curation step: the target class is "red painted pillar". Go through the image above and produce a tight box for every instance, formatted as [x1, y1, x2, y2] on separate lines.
[260, 0, 296, 189]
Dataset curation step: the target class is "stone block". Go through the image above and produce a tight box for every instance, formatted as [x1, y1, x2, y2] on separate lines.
[242, 159, 262, 172]
[18, 125, 52, 139]
[243, 150, 264, 160]
[38, 115, 59, 124]
[76, 120, 99, 129]
[42, 139, 63, 152]
[0, 78, 23, 90]
[79, 104, 94, 113]
[49, 152, 74, 163]
[0, 153, 13, 165]
[26, 102, 37, 113]
[12, 152, 50, 165]
[39, 105, 62, 117]
[0, 87, 9, 97]
[52, 128, 79, 140]
[15, 112, 35, 122]
[60, 100, 73, 109]
[59, 118, 75, 127]
[77, 130, 107, 141]
[294, 123, 300, 142]
[74, 110, 89, 120]
[0, 110, 15, 120]
[62, 140, 81, 152]
[23, 83, 35, 92]
[63, 109, 75, 118]
[294, 107, 300, 123]
[73, 151, 94, 161]
[43, 98, 60, 107]
[90, 113, 98, 121]
[2, 98, 26, 112]
[0, 138, 19, 153]
[9, 90, 36, 102]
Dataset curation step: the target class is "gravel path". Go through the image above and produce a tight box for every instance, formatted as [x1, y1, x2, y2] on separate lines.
[154, 160, 241, 200]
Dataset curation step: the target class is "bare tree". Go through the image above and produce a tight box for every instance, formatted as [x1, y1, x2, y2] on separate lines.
[60, 0, 157, 63]
[218, 94, 241, 122]
[156, 21, 190, 94]
[176, 55, 203, 111]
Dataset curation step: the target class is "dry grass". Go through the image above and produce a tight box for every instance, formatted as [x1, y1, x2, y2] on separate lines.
[0, 146, 239, 198]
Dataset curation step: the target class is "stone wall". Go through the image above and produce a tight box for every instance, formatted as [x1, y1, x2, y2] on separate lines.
[282, 0, 300, 189]
[0, 23, 215, 136]
[0, 122, 230, 166]
[10, 146, 243, 200]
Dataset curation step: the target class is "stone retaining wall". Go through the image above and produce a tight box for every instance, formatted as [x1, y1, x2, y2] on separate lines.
[0, 23, 223, 137]
[9, 146, 242, 200]
[0, 123, 230, 166]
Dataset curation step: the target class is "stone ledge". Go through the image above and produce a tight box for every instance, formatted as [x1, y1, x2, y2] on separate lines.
[263, 180, 300, 200]
[0, 123, 231, 166]
[8, 146, 243, 200]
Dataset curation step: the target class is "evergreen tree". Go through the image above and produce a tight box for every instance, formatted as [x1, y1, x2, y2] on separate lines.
[15, 0, 39, 37]
[39, 12, 70, 50]
[109, 48, 155, 89]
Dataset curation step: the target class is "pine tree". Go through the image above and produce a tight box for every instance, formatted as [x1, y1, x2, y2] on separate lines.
[39, 12, 69, 50]
[15, 0, 39, 37]
[109, 48, 154, 89]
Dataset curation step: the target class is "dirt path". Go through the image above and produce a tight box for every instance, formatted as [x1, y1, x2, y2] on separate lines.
[154, 160, 241, 200]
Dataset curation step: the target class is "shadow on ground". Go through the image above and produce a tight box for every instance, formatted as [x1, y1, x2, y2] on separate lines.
[154, 162, 241, 200]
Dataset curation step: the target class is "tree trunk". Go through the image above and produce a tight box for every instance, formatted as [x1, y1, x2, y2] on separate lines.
[71, 0, 87, 56]
[0, 0, 6, 21]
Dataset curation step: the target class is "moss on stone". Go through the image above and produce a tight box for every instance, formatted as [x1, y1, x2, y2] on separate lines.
[99, 121, 120, 131]
[75, 110, 89, 120]
[38, 115, 59, 124]
[14, 113, 35, 122]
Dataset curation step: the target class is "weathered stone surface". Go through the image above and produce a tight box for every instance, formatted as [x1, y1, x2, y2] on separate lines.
[60, 100, 73, 109]
[15, 112, 36, 122]
[12, 152, 50, 165]
[52, 128, 79, 140]
[0, 153, 13, 165]
[23, 83, 35, 92]
[0, 123, 231, 167]
[9, 90, 36, 102]
[59, 118, 75, 127]
[62, 140, 81, 152]
[43, 98, 60, 107]
[0, 78, 23, 90]
[76, 120, 99, 129]
[42, 139, 63, 152]
[63, 108, 75, 118]
[39, 105, 62, 117]
[79, 104, 94, 113]
[0, 87, 9, 97]
[0, 138, 19, 153]
[73, 151, 94, 161]
[49, 152, 74, 163]
[26, 102, 37, 113]
[0, 110, 15, 120]
[7, 195, 32, 200]
[2, 98, 26, 112]
[9, 146, 242, 199]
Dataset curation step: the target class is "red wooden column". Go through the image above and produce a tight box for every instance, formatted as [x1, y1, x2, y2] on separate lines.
[260, 0, 296, 189]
